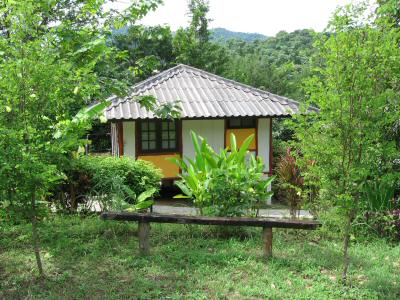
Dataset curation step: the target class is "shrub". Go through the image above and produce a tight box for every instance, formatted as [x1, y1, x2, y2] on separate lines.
[171, 132, 274, 217]
[364, 210, 400, 241]
[362, 179, 397, 211]
[271, 139, 288, 204]
[57, 155, 162, 210]
[276, 149, 304, 218]
[358, 179, 400, 241]
[207, 159, 270, 217]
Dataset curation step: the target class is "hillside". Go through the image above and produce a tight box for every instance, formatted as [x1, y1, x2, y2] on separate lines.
[210, 27, 268, 42]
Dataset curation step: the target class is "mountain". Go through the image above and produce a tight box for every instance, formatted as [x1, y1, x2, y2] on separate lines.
[210, 27, 268, 42]
[113, 26, 268, 43]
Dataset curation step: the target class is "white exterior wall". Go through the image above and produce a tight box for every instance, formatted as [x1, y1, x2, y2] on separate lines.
[258, 118, 272, 204]
[182, 119, 225, 159]
[121, 118, 272, 203]
[122, 121, 135, 158]
[257, 118, 271, 173]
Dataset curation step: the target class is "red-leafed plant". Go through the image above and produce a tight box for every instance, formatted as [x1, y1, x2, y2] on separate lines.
[277, 148, 304, 218]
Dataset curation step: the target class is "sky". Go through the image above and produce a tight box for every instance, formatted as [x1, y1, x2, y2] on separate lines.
[113, 0, 354, 36]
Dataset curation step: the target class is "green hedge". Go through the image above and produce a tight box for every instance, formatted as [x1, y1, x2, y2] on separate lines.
[63, 156, 162, 209]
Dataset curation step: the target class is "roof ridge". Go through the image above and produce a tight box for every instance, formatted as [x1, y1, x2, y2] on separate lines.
[122, 63, 300, 108]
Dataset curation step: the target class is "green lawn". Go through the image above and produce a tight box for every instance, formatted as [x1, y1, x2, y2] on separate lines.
[1, 215, 399, 299]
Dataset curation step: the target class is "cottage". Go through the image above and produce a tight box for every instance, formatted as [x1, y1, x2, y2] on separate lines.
[104, 64, 303, 183]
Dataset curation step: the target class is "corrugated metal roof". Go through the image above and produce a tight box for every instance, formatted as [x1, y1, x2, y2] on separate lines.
[105, 64, 307, 120]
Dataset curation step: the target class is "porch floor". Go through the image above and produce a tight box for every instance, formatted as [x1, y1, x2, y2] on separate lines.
[152, 201, 313, 219]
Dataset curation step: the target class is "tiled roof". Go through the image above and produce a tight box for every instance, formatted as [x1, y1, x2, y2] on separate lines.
[104, 64, 307, 120]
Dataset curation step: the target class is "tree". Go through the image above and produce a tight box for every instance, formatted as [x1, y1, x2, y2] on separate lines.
[292, 3, 400, 282]
[173, 0, 228, 74]
[223, 29, 318, 101]
[377, 0, 400, 27]
[188, 0, 210, 43]
[0, 0, 161, 278]
[109, 25, 176, 83]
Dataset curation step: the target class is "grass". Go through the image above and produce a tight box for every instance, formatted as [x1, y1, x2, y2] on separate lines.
[1, 215, 399, 299]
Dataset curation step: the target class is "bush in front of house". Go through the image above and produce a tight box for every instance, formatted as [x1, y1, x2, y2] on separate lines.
[171, 132, 274, 217]
[276, 149, 304, 218]
[59, 155, 162, 211]
[358, 179, 400, 241]
[363, 209, 400, 241]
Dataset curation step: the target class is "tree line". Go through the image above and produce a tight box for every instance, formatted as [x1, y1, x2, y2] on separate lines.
[107, 3, 316, 103]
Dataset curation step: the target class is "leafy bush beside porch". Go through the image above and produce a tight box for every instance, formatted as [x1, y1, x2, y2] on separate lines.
[171, 132, 274, 217]
[56, 156, 162, 210]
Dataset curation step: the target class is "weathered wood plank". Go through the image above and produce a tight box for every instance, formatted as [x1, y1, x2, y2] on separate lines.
[262, 227, 273, 258]
[101, 212, 321, 230]
[138, 221, 150, 255]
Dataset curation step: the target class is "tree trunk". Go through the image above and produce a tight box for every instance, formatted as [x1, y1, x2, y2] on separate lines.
[342, 208, 355, 282]
[70, 183, 77, 210]
[31, 191, 44, 278]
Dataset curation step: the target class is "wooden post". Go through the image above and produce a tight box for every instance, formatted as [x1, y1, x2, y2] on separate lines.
[262, 227, 273, 258]
[138, 221, 150, 255]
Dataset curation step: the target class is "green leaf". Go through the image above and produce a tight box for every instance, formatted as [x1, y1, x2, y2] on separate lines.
[134, 200, 154, 210]
[137, 187, 157, 203]
[53, 130, 62, 139]
[229, 133, 237, 153]
[204, 153, 217, 168]
[136, 95, 156, 110]
[175, 180, 193, 197]
[173, 194, 191, 199]
[191, 131, 201, 156]
[167, 156, 188, 171]
[99, 115, 107, 123]
[237, 134, 254, 160]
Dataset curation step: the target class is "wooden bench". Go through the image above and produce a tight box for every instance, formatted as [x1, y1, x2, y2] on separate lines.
[101, 212, 321, 258]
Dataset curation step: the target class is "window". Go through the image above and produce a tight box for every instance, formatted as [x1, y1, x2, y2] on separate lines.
[140, 120, 157, 151]
[139, 119, 179, 153]
[227, 118, 256, 129]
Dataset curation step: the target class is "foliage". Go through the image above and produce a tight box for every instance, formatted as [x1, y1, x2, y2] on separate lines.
[171, 132, 274, 217]
[363, 210, 400, 241]
[108, 22, 316, 103]
[207, 159, 272, 217]
[291, 2, 400, 281]
[172, 0, 228, 74]
[112, 187, 158, 212]
[222, 29, 317, 101]
[1, 215, 400, 299]
[109, 25, 175, 83]
[359, 178, 400, 241]
[276, 149, 305, 218]
[0, 0, 162, 277]
[377, 0, 400, 26]
[363, 179, 398, 212]
[61, 155, 162, 211]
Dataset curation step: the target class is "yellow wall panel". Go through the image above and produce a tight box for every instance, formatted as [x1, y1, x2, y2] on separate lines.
[138, 154, 180, 178]
[225, 128, 256, 150]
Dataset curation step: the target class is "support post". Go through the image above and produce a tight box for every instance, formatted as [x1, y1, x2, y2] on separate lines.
[262, 227, 273, 258]
[138, 221, 150, 255]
